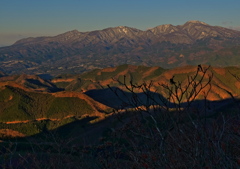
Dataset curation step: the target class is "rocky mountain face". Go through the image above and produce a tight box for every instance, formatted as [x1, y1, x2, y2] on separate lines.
[1, 20, 240, 75]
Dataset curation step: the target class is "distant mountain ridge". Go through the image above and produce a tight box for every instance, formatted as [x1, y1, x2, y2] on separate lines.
[13, 20, 240, 45]
[1, 20, 240, 75]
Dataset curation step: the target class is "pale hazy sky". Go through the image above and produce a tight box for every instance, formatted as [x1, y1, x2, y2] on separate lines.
[1, 0, 240, 46]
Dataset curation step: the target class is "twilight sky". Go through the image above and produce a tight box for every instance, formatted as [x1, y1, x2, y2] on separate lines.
[0, 0, 240, 46]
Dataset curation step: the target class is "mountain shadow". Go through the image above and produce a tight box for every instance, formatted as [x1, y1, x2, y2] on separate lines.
[7, 115, 119, 147]
[37, 74, 53, 80]
[84, 87, 169, 109]
[25, 79, 63, 92]
[85, 87, 240, 117]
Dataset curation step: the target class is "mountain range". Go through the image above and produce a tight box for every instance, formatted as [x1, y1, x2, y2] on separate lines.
[1, 64, 240, 125]
[1, 20, 240, 75]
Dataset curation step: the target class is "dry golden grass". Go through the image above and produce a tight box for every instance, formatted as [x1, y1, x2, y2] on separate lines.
[51, 78, 75, 83]
[142, 66, 159, 79]
[0, 129, 25, 138]
[212, 67, 226, 75]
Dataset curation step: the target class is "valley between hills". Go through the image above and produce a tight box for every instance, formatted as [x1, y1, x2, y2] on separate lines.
[0, 64, 240, 137]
